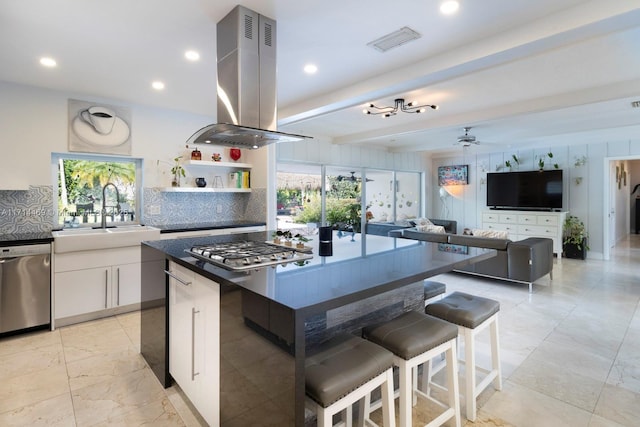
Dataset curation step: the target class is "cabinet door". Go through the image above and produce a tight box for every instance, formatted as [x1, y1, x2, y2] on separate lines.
[168, 263, 196, 398]
[55, 267, 111, 319]
[113, 262, 141, 307]
[191, 275, 220, 425]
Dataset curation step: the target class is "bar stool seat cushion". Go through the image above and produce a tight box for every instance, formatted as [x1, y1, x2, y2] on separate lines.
[426, 291, 500, 329]
[306, 334, 394, 407]
[423, 280, 446, 299]
[362, 311, 457, 360]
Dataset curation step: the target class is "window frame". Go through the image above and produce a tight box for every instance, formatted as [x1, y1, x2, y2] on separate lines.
[51, 152, 144, 229]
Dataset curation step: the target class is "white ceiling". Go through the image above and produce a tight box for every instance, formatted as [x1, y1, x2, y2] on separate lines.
[2, 0, 639, 156]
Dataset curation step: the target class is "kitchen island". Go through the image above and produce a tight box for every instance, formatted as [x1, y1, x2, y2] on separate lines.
[140, 230, 495, 426]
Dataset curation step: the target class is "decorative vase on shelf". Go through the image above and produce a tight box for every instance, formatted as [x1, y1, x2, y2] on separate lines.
[229, 148, 241, 161]
[195, 177, 207, 187]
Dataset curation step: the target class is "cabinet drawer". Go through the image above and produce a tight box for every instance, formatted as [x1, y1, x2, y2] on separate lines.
[483, 223, 518, 233]
[482, 213, 500, 223]
[536, 215, 559, 226]
[517, 214, 538, 225]
[498, 214, 518, 224]
[518, 225, 557, 237]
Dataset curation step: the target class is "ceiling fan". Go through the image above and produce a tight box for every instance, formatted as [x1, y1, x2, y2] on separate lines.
[336, 171, 373, 182]
[456, 127, 480, 146]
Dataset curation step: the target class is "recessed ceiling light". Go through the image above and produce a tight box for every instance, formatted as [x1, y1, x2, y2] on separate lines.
[304, 64, 318, 74]
[440, 1, 459, 15]
[39, 57, 57, 67]
[185, 50, 200, 61]
[152, 81, 165, 90]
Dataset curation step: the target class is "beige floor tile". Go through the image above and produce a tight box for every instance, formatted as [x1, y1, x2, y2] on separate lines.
[0, 343, 64, 381]
[66, 345, 147, 391]
[480, 381, 592, 427]
[0, 392, 75, 427]
[89, 396, 184, 427]
[509, 355, 605, 411]
[0, 328, 61, 357]
[0, 364, 70, 413]
[594, 383, 640, 426]
[61, 321, 134, 363]
[71, 368, 167, 426]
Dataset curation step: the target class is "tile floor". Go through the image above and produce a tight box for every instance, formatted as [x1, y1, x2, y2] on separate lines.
[0, 235, 638, 426]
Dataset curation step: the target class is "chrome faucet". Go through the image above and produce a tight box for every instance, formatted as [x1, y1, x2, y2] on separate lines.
[101, 182, 121, 229]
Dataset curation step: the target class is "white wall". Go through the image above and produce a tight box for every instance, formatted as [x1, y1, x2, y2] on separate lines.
[0, 81, 266, 189]
[432, 142, 640, 259]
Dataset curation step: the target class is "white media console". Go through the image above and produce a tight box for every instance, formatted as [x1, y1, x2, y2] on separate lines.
[482, 210, 568, 260]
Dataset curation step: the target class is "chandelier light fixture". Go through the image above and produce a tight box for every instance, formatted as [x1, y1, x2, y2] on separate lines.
[363, 98, 438, 118]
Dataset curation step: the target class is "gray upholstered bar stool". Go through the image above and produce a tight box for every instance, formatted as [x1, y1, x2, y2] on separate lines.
[306, 334, 396, 427]
[425, 292, 502, 421]
[362, 311, 461, 427]
[423, 280, 446, 306]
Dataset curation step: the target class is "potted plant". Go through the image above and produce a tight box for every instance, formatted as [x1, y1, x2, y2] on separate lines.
[171, 156, 185, 187]
[272, 229, 292, 245]
[563, 215, 589, 259]
[294, 233, 312, 249]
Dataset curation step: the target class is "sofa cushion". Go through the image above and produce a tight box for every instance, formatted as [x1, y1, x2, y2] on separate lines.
[472, 229, 509, 239]
[416, 224, 445, 233]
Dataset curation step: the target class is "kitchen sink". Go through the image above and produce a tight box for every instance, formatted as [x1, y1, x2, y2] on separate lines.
[52, 225, 161, 253]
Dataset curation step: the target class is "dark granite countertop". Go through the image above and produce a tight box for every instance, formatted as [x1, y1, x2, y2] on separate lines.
[156, 220, 266, 234]
[143, 230, 495, 314]
[0, 231, 54, 246]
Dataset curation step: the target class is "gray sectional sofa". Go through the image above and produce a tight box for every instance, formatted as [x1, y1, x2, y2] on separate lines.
[390, 228, 553, 292]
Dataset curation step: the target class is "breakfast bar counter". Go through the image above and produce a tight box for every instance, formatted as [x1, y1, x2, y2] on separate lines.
[140, 230, 495, 425]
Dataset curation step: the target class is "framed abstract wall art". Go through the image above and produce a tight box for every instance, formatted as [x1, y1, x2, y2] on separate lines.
[438, 164, 468, 186]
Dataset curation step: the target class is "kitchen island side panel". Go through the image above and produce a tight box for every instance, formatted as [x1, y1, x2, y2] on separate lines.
[140, 244, 170, 387]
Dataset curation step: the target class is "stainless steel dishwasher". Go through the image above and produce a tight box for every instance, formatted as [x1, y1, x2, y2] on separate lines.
[0, 243, 51, 334]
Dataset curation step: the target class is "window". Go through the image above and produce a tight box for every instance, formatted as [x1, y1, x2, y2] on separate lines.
[276, 162, 422, 229]
[52, 153, 142, 228]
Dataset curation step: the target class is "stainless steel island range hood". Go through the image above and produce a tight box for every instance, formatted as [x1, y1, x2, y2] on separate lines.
[186, 5, 310, 149]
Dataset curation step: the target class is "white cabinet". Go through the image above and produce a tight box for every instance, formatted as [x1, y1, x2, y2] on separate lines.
[167, 261, 219, 426]
[53, 246, 142, 325]
[482, 210, 568, 259]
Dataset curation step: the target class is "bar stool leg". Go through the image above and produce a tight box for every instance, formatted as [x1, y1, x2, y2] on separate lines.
[398, 358, 411, 427]
[491, 316, 502, 391]
[464, 326, 477, 421]
[446, 342, 462, 427]
[381, 369, 395, 427]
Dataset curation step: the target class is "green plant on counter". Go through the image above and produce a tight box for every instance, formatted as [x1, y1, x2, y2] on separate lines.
[563, 215, 590, 250]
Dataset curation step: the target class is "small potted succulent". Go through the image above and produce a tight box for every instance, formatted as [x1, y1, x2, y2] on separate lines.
[272, 230, 293, 245]
[294, 233, 312, 249]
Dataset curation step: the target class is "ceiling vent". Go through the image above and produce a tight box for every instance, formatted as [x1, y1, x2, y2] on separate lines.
[367, 26, 421, 52]
[631, 100, 640, 108]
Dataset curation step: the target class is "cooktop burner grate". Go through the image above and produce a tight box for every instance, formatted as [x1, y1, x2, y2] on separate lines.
[185, 241, 313, 271]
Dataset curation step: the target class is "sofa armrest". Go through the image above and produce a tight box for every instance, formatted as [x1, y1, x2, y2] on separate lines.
[397, 228, 449, 243]
[507, 238, 553, 282]
[429, 219, 457, 234]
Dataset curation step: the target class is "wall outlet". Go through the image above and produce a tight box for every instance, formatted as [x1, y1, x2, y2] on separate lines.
[149, 205, 161, 215]
[216, 204, 222, 214]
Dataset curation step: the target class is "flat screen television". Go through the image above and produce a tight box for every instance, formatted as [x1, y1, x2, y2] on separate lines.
[486, 170, 563, 210]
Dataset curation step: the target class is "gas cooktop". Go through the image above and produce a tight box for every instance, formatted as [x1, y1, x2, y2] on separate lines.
[185, 241, 313, 271]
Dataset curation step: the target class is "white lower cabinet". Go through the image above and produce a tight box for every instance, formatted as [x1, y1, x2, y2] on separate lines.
[54, 246, 142, 323]
[168, 261, 220, 426]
